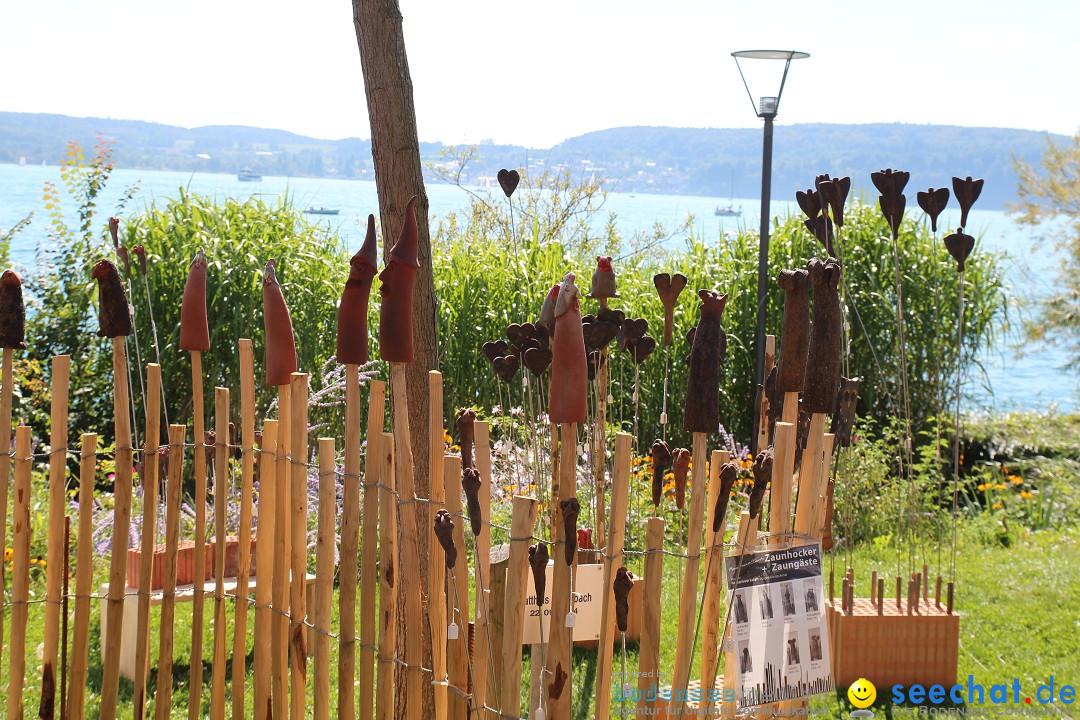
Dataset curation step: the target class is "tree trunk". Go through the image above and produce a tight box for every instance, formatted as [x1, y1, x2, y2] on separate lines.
[352, 2, 438, 718]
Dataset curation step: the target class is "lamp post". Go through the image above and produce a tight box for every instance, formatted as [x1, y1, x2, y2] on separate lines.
[732, 50, 809, 414]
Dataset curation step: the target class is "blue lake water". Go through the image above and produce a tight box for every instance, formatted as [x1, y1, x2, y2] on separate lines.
[1, 162, 1075, 412]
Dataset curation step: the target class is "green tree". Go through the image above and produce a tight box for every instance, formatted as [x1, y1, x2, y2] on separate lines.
[1013, 131, 1080, 369]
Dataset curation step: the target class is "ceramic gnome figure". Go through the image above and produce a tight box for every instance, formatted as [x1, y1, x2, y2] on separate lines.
[802, 257, 842, 413]
[548, 273, 587, 423]
[0, 270, 26, 349]
[538, 283, 561, 335]
[587, 256, 618, 300]
[262, 260, 298, 386]
[378, 196, 419, 363]
[179, 249, 210, 352]
[684, 290, 727, 433]
[336, 214, 379, 364]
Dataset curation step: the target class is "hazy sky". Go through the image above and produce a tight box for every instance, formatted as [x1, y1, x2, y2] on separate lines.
[2, 0, 1077, 148]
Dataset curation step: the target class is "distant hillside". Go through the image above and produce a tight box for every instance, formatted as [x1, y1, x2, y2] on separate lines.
[0, 112, 1064, 206]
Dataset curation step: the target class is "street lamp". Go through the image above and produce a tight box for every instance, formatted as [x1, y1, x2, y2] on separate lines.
[731, 49, 809, 419]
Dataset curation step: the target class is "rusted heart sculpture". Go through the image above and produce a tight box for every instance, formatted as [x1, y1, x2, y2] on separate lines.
[916, 187, 950, 232]
[617, 318, 648, 350]
[582, 320, 618, 353]
[627, 334, 656, 364]
[654, 272, 688, 346]
[952, 176, 984, 229]
[944, 230, 975, 272]
[482, 340, 508, 364]
[498, 168, 520, 198]
[596, 306, 626, 326]
[524, 347, 553, 375]
[493, 355, 520, 383]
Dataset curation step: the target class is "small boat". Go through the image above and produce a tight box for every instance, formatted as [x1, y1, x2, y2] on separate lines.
[305, 205, 340, 216]
[237, 168, 262, 182]
[714, 204, 741, 217]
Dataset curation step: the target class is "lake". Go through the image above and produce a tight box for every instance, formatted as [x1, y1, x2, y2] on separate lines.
[1, 162, 1075, 412]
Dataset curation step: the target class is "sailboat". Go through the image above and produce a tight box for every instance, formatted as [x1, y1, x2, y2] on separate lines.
[715, 171, 742, 216]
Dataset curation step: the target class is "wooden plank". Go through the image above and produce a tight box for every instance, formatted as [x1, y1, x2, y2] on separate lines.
[769, 422, 797, 548]
[595, 432, 632, 719]
[67, 433, 99, 720]
[756, 335, 776, 453]
[636, 517, 665, 716]
[545, 422, 578, 718]
[252, 420, 279, 720]
[133, 363, 161, 720]
[669, 431, 710, 717]
[359, 379, 386, 720]
[500, 495, 539, 717]
[794, 413, 828, 535]
[289, 372, 310, 720]
[188, 349, 207, 720]
[210, 386, 230, 720]
[593, 352, 608, 549]
[472, 420, 495, 719]
[40, 355, 71, 720]
[428, 372, 448, 720]
[100, 338, 135, 720]
[272, 384, 292, 720]
[313, 437, 336, 720]
[233, 340, 257, 720]
[376, 432, 397, 720]
[444, 455, 471, 720]
[699, 449, 732, 716]
[156, 425, 187, 719]
[6, 426, 32, 720]
[339, 365, 363, 720]
[0, 347, 13, 675]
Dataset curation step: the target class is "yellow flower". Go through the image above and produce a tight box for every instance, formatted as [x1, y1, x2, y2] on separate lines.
[992, 503, 1003, 510]
[3, 548, 12, 561]
[1009, 476, 1023, 485]
[977, 483, 989, 491]
[1020, 491, 1034, 500]
[994, 483, 1006, 490]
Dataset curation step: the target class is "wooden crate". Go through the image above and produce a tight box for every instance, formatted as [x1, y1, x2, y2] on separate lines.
[826, 597, 959, 688]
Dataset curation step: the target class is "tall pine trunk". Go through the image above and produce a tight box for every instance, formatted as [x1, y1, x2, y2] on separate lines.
[352, 2, 438, 717]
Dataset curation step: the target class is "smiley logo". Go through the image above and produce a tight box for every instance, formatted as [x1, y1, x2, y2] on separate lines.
[847, 678, 876, 708]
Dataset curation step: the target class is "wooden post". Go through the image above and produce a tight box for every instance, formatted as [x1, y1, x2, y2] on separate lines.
[67, 433, 98, 720]
[313, 437, 336, 720]
[233, 340, 257, 720]
[188, 349, 208, 720]
[756, 335, 776, 453]
[210, 386, 230, 720]
[444, 455, 471, 720]
[39, 355, 71, 720]
[769, 423, 797, 548]
[339, 366, 364, 720]
[595, 432, 632, 720]
[133, 363, 161, 720]
[376, 432, 397, 720]
[388, 363, 423, 720]
[101, 338, 135, 720]
[637, 517, 665, 716]
[793, 413, 828, 537]
[817, 434, 836, 536]
[289, 372, 310, 720]
[156, 424, 187, 719]
[6, 427, 32, 720]
[670, 431, 710, 717]
[500, 496, 539, 718]
[359, 380, 386, 720]
[0, 347, 14, 673]
[472, 420, 495, 719]
[594, 352, 608, 549]
[699, 449, 732, 715]
[428, 372, 448, 720]
[272, 384, 291, 720]
[545, 422, 578, 718]
[253, 420, 279, 720]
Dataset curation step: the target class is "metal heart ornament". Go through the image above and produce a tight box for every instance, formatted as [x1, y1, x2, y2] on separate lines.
[944, 230, 975, 272]
[497, 168, 520, 198]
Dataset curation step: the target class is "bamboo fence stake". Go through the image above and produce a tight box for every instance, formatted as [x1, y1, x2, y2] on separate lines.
[769, 423, 797, 549]
[39, 355, 70, 720]
[780, 391, 799, 426]
[60, 515, 70, 720]
[289, 372, 310, 720]
[359, 380, 386, 720]
[101, 338, 135, 720]
[473, 420, 495, 719]
[253, 420, 279, 720]
[428, 372, 449, 720]
[156, 424, 187, 719]
[594, 351, 608, 548]
[313, 437, 336, 720]
[339, 366, 363, 720]
[699, 450, 732, 715]
[388, 362, 423, 720]
[233, 340, 257, 720]
[189, 349, 208, 720]
[595, 432, 632, 720]
[133, 363, 161, 720]
[272, 384, 292, 720]
[6, 427, 32, 720]
[376, 432, 397, 720]
[670, 431, 710, 717]
[210, 386, 231, 720]
[545, 422, 578, 719]
[0, 346, 14, 671]
[500, 496, 539, 717]
[444, 454, 471, 719]
[817, 434, 836, 536]
[756, 335, 776, 453]
[66, 433, 98, 720]
[794, 413, 828, 535]
[636, 517, 665, 716]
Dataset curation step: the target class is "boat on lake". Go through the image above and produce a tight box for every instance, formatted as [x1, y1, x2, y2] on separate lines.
[714, 203, 741, 217]
[305, 205, 340, 216]
[237, 167, 262, 182]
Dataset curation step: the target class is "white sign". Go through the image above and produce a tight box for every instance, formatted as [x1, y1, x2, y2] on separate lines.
[726, 542, 834, 707]
[521, 562, 603, 644]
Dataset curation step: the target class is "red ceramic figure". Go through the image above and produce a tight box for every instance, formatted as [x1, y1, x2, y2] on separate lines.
[378, 196, 419, 363]
[336, 214, 379, 364]
[538, 283, 560, 334]
[262, 259, 298, 386]
[548, 273, 587, 423]
[179, 249, 210, 352]
[587, 255, 618, 299]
